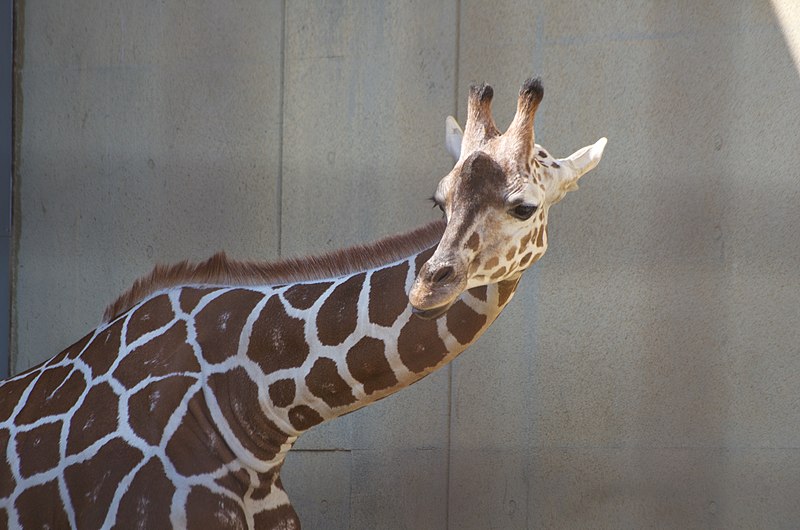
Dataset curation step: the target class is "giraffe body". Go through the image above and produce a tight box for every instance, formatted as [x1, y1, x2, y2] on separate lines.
[1, 77, 606, 528]
[0, 238, 514, 528]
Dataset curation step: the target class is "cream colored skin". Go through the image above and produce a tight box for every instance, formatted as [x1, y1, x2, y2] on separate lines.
[409, 80, 606, 317]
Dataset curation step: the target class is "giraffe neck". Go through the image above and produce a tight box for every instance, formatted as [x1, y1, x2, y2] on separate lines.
[286, 245, 521, 422]
[0, 230, 522, 527]
[180, 240, 521, 459]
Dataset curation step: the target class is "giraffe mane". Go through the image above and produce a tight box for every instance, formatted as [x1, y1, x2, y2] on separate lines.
[103, 219, 446, 322]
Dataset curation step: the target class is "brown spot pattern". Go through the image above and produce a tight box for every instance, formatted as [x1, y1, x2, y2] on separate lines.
[65, 437, 143, 530]
[215, 468, 251, 498]
[250, 468, 281, 500]
[490, 266, 507, 280]
[81, 319, 123, 378]
[269, 379, 296, 408]
[247, 295, 310, 374]
[249, 479, 274, 501]
[115, 458, 175, 529]
[519, 252, 533, 267]
[505, 246, 518, 261]
[165, 391, 232, 476]
[536, 225, 547, 247]
[368, 262, 409, 327]
[186, 486, 247, 529]
[306, 358, 356, 408]
[66, 382, 118, 456]
[283, 282, 332, 310]
[15, 480, 69, 529]
[522, 230, 534, 247]
[16, 421, 62, 478]
[0, 373, 36, 422]
[469, 259, 481, 275]
[128, 375, 196, 446]
[468, 285, 488, 302]
[207, 368, 288, 462]
[0, 429, 13, 497]
[288, 405, 323, 431]
[113, 321, 200, 389]
[179, 287, 217, 314]
[15, 367, 86, 425]
[465, 232, 480, 251]
[126, 294, 174, 344]
[484, 256, 499, 270]
[316, 273, 364, 346]
[254, 504, 301, 529]
[398, 317, 449, 373]
[194, 289, 264, 364]
[346, 337, 397, 395]
[498, 278, 520, 307]
[446, 301, 487, 345]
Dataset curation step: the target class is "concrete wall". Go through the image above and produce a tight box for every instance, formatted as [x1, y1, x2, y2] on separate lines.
[13, 1, 800, 528]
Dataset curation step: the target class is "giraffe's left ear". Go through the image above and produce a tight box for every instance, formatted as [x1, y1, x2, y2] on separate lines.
[546, 137, 607, 204]
[559, 137, 607, 182]
[445, 116, 464, 161]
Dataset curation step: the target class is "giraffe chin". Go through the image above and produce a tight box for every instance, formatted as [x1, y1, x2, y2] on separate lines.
[411, 300, 456, 320]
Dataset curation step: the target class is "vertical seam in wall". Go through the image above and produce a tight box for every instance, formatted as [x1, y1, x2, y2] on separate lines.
[525, 14, 545, 526]
[445, 1, 460, 528]
[276, 0, 286, 258]
[4, 0, 19, 378]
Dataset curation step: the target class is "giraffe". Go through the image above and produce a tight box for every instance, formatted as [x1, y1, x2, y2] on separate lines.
[0, 77, 605, 529]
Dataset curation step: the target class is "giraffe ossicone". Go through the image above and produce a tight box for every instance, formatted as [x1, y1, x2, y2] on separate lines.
[0, 77, 605, 528]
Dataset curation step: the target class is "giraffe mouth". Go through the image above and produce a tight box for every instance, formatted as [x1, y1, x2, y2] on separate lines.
[411, 300, 455, 320]
[408, 252, 468, 319]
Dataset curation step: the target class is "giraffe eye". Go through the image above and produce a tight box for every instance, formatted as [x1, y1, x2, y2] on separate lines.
[510, 203, 538, 220]
[429, 196, 446, 215]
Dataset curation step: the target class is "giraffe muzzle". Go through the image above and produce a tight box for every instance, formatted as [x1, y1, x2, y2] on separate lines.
[408, 260, 467, 319]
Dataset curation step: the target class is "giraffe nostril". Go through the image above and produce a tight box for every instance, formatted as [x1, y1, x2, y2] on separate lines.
[431, 265, 455, 285]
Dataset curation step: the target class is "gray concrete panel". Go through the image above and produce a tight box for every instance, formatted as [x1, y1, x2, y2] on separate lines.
[350, 448, 448, 530]
[450, 447, 800, 529]
[15, 0, 284, 370]
[281, 450, 352, 529]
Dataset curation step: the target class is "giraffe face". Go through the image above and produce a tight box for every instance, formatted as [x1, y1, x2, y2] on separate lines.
[409, 78, 606, 318]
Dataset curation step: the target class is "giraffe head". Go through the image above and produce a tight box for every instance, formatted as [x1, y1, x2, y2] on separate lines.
[409, 77, 606, 318]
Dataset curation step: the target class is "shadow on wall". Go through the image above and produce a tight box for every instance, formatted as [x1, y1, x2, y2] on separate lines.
[628, 1, 800, 525]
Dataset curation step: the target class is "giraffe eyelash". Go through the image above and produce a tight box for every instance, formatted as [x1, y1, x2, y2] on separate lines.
[427, 195, 442, 209]
[428, 196, 446, 217]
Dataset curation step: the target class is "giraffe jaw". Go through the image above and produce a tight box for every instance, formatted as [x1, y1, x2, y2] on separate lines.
[408, 270, 466, 320]
[411, 299, 456, 320]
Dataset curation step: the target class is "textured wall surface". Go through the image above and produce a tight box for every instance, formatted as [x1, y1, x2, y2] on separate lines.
[13, 1, 800, 528]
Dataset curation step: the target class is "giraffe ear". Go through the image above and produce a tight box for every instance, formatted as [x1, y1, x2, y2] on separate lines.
[445, 116, 464, 161]
[559, 137, 607, 180]
[546, 137, 607, 204]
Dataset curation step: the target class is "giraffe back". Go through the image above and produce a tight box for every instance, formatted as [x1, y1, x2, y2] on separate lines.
[0, 292, 301, 528]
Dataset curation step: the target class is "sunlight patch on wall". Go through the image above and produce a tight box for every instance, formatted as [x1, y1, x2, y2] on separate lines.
[771, 0, 800, 75]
